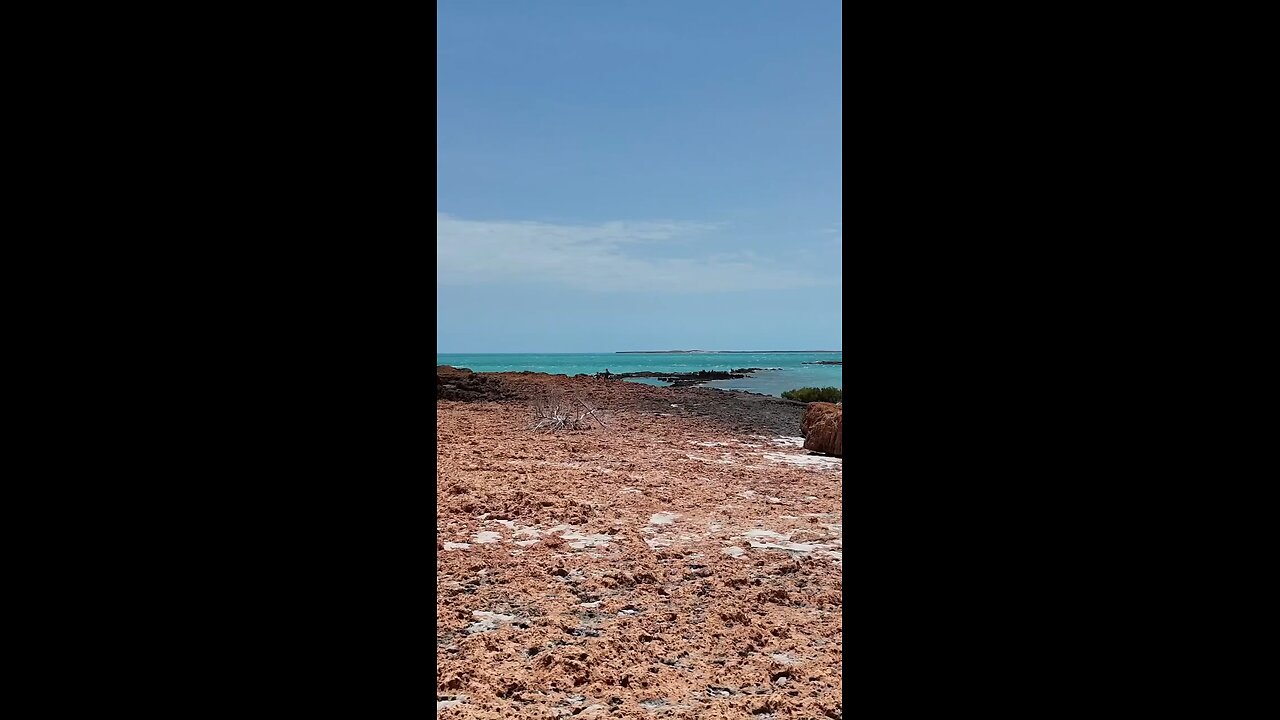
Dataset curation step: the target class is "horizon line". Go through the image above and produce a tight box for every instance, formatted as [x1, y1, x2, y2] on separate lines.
[437, 350, 843, 354]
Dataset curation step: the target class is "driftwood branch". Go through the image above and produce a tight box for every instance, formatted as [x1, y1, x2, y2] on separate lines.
[578, 398, 607, 428]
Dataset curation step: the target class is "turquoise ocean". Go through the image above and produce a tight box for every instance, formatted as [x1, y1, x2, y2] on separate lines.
[436, 352, 842, 398]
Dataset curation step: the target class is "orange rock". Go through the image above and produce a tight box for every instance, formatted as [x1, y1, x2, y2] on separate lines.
[800, 402, 842, 457]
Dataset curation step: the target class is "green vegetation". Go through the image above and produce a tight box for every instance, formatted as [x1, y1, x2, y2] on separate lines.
[781, 387, 842, 403]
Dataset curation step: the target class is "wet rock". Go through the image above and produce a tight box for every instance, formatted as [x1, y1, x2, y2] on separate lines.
[606, 369, 756, 386]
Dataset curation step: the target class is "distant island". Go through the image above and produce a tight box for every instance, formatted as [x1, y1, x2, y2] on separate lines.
[617, 350, 841, 354]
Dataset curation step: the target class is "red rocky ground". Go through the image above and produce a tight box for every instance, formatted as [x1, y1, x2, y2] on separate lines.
[437, 373, 842, 719]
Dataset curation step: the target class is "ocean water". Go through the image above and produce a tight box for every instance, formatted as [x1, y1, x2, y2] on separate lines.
[435, 352, 842, 398]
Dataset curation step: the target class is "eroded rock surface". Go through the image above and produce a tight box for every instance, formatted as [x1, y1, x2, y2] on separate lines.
[799, 403, 842, 457]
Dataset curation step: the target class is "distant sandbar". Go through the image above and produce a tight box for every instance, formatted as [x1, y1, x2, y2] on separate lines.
[616, 350, 841, 354]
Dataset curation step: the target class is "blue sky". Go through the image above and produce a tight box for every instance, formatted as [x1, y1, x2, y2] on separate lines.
[437, 0, 841, 353]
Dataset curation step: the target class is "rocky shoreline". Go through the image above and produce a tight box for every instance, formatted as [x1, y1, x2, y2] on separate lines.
[588, 367, 777, 387]
[437, 366, 809, 437]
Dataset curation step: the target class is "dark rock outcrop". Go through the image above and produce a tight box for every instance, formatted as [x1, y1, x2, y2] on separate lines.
[437, 366, 509, 401]
[603, 369, 762, 386]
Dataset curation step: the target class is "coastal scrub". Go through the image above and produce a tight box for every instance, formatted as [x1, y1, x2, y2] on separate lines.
[781, 387, 842, 403]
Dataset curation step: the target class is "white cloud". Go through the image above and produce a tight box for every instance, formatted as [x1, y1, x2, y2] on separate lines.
[437, 213, 829, 293]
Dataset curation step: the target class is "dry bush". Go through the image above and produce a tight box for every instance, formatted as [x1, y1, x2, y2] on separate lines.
[527, 394, 607, 433]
